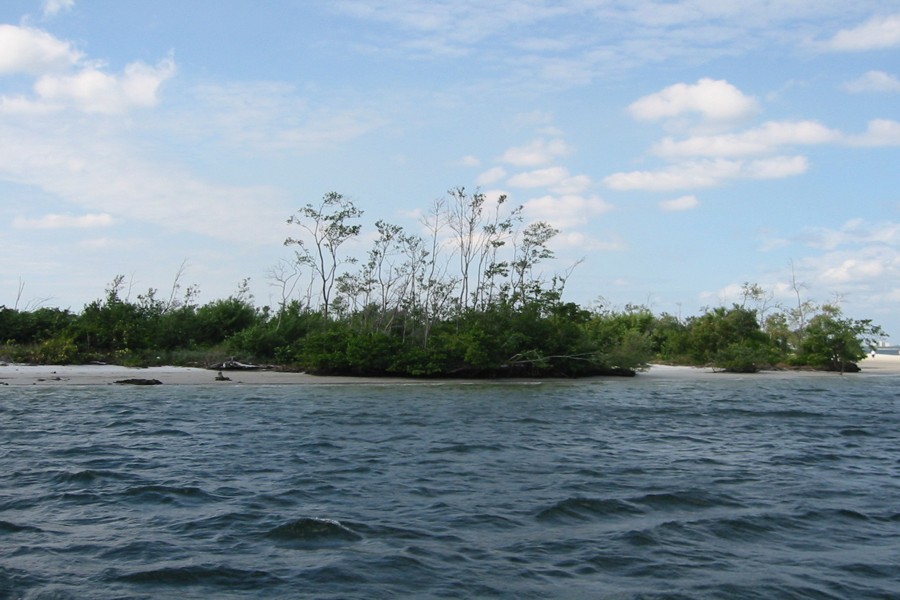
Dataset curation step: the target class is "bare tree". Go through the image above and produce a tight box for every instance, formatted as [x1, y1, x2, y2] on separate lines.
[509, 221, 559, 306]
[267, 258, 305, 329]
[285, 192, 363, 319]
[740, 281, 778, 324]
[788, 260, 816, 342]
[444, 188, 518, 310]
[419, 196, 455, 346]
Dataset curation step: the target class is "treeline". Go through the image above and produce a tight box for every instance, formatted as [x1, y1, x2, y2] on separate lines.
[0, 190, 885, 376]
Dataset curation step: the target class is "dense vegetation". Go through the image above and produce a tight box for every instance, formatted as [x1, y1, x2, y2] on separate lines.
[0, 191, 886, 376]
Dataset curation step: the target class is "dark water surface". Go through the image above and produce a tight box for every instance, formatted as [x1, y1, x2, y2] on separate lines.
[2, 373, 899, 599]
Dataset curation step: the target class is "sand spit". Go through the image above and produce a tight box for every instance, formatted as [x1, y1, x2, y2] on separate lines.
[0, 364, 407, 387]
[0, 354, 898, 387]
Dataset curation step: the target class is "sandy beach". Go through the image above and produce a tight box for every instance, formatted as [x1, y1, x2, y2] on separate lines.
[1, 354, 899, 386]
[0, 364, 408, 387]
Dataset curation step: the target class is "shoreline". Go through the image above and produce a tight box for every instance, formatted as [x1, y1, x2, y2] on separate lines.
[1, 354, 899, 387]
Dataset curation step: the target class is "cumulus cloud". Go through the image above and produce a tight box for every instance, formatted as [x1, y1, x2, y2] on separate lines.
[499, 137, 571, 166]
[32, 56, 176, 114]
[42, 0, 75, 18]
[820, 256, 887, 283]
[523, 194, 613, 229]
[652, 120, 841, 158]
[554, 230, 626, 251]
[475, 166, 507, 186]
[604, 159, 741, 191]
[507, 166, 570, 188]
[744, 155, 809, 179]
[610, 79, 874, 193]
[798, 219, 900, 250]
[603, 156, 807, 191]
[550, 174, 592, 195]
[659, 195, 699, 211]
[844, 70, 900, 93]
[847, 119, 900, 147]
[13, 212, 114, 229]
[0, 23, 175, 115]
[823, 13, 900, 51]
[0, 24, 82, 74]
[627, 78, 759, 124]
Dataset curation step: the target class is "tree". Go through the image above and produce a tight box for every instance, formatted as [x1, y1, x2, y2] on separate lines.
[509, 221, 558, 307]
[797, 305, 885, 373]
[285, 192, 363, 319]
[444, 187, 519, 310]
[686, 305, 775, 372]
[788, 260, 816, 347]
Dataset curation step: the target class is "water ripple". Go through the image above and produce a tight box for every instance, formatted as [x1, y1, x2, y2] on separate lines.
[1, 377, 899, 599]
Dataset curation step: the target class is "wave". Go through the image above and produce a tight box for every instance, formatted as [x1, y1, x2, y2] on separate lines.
[113, 565, 283, 589]
[49, 469, 135, 485]
[122, 484, 216, 506]
[537, 497, 644, 522]
[265, 517, 362, 546]
[0, 520, 42, 533]
[631, 489, 744, 510]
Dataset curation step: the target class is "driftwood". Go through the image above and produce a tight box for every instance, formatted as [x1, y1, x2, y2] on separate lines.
[114, 378, 163, 385]
[208, 359, 272, 371]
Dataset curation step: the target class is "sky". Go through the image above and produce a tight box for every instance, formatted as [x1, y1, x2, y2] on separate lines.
[1, 1, 900, 338]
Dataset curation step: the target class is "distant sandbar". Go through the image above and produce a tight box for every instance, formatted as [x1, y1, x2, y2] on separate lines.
[1, 354, 898, 387]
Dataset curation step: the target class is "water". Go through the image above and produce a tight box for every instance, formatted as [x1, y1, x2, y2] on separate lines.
[2, 373, 899, 599]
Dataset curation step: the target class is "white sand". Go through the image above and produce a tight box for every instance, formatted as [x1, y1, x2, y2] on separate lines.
[0, 364, 409, 387]
[641, 353, 900, 379]
[1, 355, 898, 387]
[857, 351, 900, 373]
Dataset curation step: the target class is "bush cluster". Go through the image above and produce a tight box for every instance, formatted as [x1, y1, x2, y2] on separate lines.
[1, 191, 884, 376]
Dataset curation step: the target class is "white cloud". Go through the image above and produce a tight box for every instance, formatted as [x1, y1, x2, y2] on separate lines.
[75, 237, 137, 251]
[475, 166, 507, 186]
[507, 166, 570, 188]
[604, 156, 807, 191]
[847, 119, 900, 147]
[652, 120, 841, 158]
[550, 174, 592, 195]
[0, 24, 82, 75]
[42, 0, 75, 18]
[459, 154, 481, 167]
[798, 219, 900, 250]
[0, 117, 289, 244]
[820, 257, 887, 283]
[499, 137, 571, 167]
[823, 13, 900, 51]
[13, 213, 114, 229]
[523, 193, 613, 229]
[627, 78, 759, 124]
[0, 23, 175, 116]
[177, 82, 383, 153]
[555, 231, 626, 251]
[32, 56, 176, 114]
[744, 155, 809, 179]
[659, 195, 699, 211]
[844, 70, 900, 93]
[0, 94, 59, 115]
[604, 159, 742, 191]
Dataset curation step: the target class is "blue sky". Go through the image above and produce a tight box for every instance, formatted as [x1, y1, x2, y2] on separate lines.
[2, 1, 899, 338]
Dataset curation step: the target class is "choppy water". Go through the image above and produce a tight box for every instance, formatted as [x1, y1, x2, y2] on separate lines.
[2, 373, 899, 599]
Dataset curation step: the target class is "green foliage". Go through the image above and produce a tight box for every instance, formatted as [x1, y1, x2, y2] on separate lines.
[583, 305, 654, 371]
[794, 306, 884, 372]
[1, 205, 888, 378]
[685, 306, 775, 372]
[194, 297, 258, 346]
